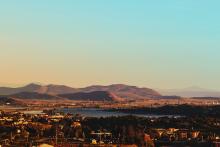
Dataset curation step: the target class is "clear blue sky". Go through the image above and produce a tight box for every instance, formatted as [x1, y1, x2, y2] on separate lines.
[0, 0, 220, 89]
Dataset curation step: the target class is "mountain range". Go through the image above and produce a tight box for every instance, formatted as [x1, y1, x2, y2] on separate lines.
[158, 86, 220, 97]
[0, 83, 161, 102]
[0, 83, 78, 95]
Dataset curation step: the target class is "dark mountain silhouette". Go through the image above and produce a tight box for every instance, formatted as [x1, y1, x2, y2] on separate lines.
[59, 91, 122, 101]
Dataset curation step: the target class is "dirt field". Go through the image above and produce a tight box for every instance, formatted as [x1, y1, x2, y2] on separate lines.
[11, 98, 220, 109]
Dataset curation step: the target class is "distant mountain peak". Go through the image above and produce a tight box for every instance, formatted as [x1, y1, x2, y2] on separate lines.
[182, 86, 207, 91]
[158, 86, 220, 97]
[24, 83, 41, 88]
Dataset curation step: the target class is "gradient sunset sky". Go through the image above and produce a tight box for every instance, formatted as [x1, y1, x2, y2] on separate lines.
[0, 1, 220, 89]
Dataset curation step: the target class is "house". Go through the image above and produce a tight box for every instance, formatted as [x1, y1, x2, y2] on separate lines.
[177, 129, 188, 140]
[191, 131, 200, 139]
[38, 143, 54, 147]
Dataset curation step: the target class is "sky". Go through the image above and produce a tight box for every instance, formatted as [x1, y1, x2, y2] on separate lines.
[0, 0, 220, 89]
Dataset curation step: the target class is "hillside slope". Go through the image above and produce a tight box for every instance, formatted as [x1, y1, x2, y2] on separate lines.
[81, 84, 161, 99]
[59, 91, 122, 101]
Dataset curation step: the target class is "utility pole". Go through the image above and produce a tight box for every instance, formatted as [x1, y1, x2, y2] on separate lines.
[10, 132, 12, 142]
[55, 125, 58, 146]
[99, 133, 102, 144]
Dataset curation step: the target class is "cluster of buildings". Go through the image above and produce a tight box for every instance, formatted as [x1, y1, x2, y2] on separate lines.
[0, 109, 219, 147]
[0, 110, 118, 146]
[146, 128, 220, 146]
[149, 128, 202, 141]
[0, 110, 84, 146]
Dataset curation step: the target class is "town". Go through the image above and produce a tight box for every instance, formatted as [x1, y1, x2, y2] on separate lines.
[0, 107, 219, 147]
[2, 0, 220, 146]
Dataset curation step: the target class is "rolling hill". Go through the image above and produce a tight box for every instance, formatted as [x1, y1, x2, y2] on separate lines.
[59, 91, 122, 101]
[0, 83, 161, 101]
[0, 83, 41, 95]
[0, 96, 23, 105]
[0, 83, 77, 95]
[10, 92, 62, 100]
[81, 84, 161, 99]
